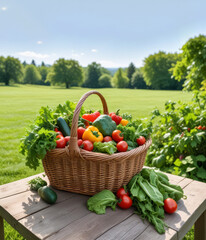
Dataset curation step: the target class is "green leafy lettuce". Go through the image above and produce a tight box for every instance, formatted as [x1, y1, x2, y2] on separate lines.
[87, 189, 118, 214]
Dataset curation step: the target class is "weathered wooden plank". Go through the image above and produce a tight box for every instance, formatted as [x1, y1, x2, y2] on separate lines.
[194, 210, 206, 240]
[19, 194, 90, 239]
[0, 206, 40, 240]
[0, 173, 47, 200]
[0, 188, 76, 220]
[135, 225, 177, 240]
[0, 216, 4, 240]
[45, 208, 134, 240]
[96, 214, 149, 240]
[164, 180, 206, 240]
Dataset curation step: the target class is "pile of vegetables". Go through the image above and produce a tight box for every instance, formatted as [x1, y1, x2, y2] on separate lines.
[87, 168, 186, 234]
[19, 100, 151, 170]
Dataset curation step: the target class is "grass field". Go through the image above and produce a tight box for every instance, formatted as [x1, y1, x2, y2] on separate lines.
[0, 84, 193, 239]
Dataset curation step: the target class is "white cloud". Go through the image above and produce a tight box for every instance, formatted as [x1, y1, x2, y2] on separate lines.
[91, 49, 97, 53]
[1, 7, 7, 11]
[17, 51, 49, 59]
[80, 52, 85, 56]
[37, 41, 43, 45]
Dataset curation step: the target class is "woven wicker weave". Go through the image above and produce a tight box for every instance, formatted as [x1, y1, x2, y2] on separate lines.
[42, 90, 152, 195]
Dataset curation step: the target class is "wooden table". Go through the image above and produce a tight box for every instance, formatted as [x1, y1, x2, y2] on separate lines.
[0, 171, 205, 240]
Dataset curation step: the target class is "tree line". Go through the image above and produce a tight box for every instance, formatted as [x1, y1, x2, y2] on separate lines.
[0, 34, 206, 90]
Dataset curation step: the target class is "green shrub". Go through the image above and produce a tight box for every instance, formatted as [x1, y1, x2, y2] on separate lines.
[146, 91, 206, 182]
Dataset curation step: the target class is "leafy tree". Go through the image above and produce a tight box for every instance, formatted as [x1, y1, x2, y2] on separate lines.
[46, 58, 83, 88]
[23, 65, 41, 84]
[171, 34, 206, 90]
[127, 62, 136, 88]
[143, 51, 182, 90]
[131, 69, 147, 89]
[112, 68, 129, 88]
[41, 61, 45, 67]
[98, 74, 112, 88]
[83, 62, 102, 88]
[38, 66, 50, 85]
[31, 59, 36, 66]
[0, 56, 23, 85]
[100, 67, 112, 76]
[22, 61, 27, 67]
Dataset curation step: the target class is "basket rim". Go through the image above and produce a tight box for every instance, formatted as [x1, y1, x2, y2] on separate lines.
[46, 138, 152, 163]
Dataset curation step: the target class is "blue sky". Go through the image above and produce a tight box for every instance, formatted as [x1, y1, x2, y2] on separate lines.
[0, 0, 205, 67]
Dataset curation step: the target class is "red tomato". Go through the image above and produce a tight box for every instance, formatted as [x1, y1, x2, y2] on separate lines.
[198, 125, 202, 130]
[77, 139, 83, 147]
[187, 128, 191, 132]
[103, 136, 113, 142]
[64, 136, 70, 144]
[56, 138, 66, 148]
[136, 136, 146, 146]
[112, 130, 124, 142]
[164, 198, 177, 214]
[202, 126, 206, 130]
[117, 195, 132, 209]
[82, 140, 93, 151]
[56, 134, 64, 140]
[54, 128, 59, 132]
[116, 187, 129, 199]
[117, 141, 128, 152]
[77, 127, 86, 139]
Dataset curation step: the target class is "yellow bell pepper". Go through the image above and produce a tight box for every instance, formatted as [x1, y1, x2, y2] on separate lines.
[120, 119, 129, 126]
[82, 126, 103, 143]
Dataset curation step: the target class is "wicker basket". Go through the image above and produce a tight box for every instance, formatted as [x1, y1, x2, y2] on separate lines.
[42, 90, 152, 195]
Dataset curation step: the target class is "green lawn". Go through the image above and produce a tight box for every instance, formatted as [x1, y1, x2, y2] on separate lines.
[0, 84, 193, 239]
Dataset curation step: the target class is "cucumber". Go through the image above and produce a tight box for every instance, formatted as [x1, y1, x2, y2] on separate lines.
[57, 117, 71, 136]
[38, 186, 57, 204]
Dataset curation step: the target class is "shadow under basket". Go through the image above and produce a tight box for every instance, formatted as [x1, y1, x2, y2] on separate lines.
[42, 90, 152, 196]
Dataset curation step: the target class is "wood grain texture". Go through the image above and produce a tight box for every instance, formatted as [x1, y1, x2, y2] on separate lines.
[96, 214, 149, 240]
[135, 225, 177, 240]
[0, 173, 47, 200]
[19, 194, 90, 239]
[45, 208, 134, 240]
[0, 187, 76, 220]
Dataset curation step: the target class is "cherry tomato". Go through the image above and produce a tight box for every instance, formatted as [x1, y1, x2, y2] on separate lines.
[187, 128, 191, 132]
[54, 128, 59, 132]
[103, 136, 113, 142]
[64, 136, 70, 144]
[198, 125, 202, 130]
[136, 136, 146, 146]
[77, 127, 86, 139]
[117, 195, 132, 209]
[82, 140, 93, 151]
[164, 198, 177, 214]
[77, 139, 83, 147]
[116, 187, 129, 199]
[112, 130, 123, 142]
[56, 138, 66, 148]
[117, 141, 128, 152]
[202, 126, 206, 130]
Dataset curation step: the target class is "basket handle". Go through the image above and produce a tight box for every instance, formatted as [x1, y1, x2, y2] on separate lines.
[69, 90, 109, 154]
